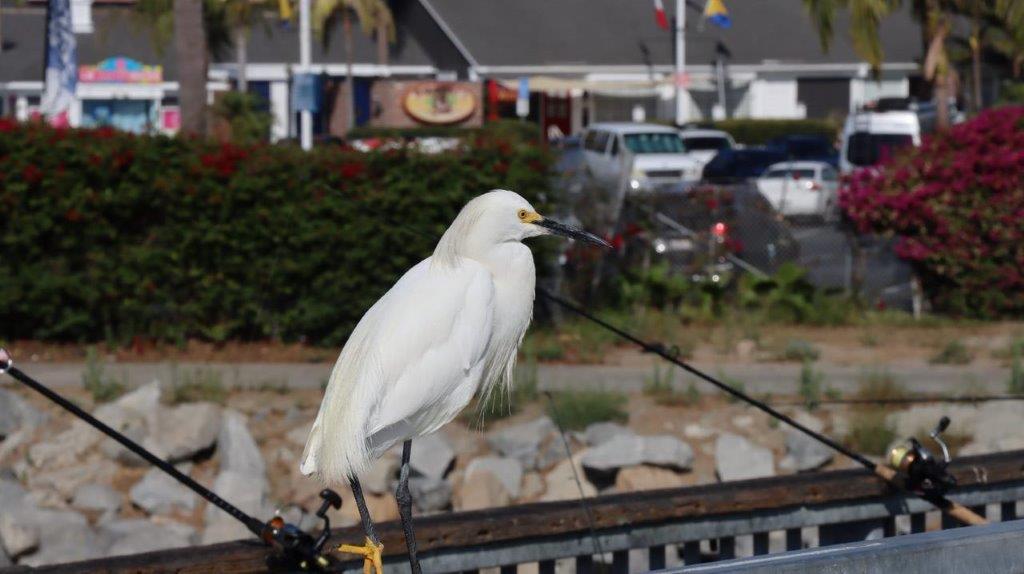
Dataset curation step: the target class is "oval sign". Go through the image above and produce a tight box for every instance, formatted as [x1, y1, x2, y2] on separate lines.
[402, 83, 477, 125]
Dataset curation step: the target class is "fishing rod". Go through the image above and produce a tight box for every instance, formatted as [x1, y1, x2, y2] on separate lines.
[0, 347, 342, 570]
[537, 288, 988, 527]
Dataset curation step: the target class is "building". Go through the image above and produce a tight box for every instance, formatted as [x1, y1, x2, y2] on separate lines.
[0, 0, 928, 139]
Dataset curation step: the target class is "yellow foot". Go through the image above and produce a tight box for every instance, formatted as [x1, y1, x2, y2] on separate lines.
[337, 536, 384, 574]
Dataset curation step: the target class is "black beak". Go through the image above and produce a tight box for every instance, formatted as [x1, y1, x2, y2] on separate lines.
[536, 218, 613, 248]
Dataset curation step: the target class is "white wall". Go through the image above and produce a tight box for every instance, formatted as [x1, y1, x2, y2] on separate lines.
[748, 77, 806, 119]
[269, 80, 290, 142]
[850, 76, 910, 110]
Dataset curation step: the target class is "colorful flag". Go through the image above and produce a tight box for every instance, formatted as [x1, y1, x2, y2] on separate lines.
[40, 0, 77, 125]
[704, 0, 731, 29]
[653, 0, 669, 30]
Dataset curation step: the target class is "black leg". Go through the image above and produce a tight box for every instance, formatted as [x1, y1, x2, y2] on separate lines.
[350, 475, 381, 546]
[396, 439, 422, 574]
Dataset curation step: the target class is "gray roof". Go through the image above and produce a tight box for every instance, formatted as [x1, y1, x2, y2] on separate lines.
[420, 0, 924, 70]
[0, 5, 433, 84]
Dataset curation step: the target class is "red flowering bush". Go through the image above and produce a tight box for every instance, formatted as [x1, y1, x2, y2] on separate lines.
[842, 106, 1024, 317]
[0, 122, 553, 344]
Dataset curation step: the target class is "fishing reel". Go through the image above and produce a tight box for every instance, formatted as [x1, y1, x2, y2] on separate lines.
[886, 416, 957, 497]
[262, 488, 342, 571]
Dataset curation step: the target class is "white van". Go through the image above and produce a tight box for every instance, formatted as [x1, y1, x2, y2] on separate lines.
[582, 123, 703, 191]
[839, 110, 919, 174]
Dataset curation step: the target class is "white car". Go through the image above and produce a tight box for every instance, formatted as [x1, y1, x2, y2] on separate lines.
[581, 123, 703, 191]
[756, 161, 840, 222]
[678, 128, 735, 165]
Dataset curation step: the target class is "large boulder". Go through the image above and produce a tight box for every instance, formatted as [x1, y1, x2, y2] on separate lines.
[130, 464, 196, 514]
[0, 389, 44, 438]
[102, 519, 195, 556]
[487, 417, 556, 470]
[582, 422, 634, 447]
[11, 507, 108, 567]
[27, 421, 103, 469]
[28, 457, 119, 499]
[71, 483, 122, 517]
[581, 435, 693, 472]
[358, 454, 400, 495]
[155, 402, 222, 463]
[465, 456, 523, 498]
[0, 513, 39, 559]
[615, 465, 686, 492]
[541, 452, 597, 502]
[780, 429, 833, 472]
[715, 434, 775, 482]
[201, 470, 272, 544]
[408, 477, 452, 512]
[454, 469, 510, 511]
[409, 433, 455, 480]
[217, 410, 266, 476]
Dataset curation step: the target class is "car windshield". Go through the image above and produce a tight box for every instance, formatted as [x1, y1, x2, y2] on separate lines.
[763, 168, 817, 179]
[683, 137, 731, 151]
[846, 132, 913, 166]
[623, 133, 686, 154]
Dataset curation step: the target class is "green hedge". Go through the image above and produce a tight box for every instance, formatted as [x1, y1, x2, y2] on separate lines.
[348, 120, 543, 144]
[711, 119, 840, 145]
[0, 120, 554, 345]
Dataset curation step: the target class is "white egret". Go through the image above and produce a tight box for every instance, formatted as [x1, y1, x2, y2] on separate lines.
[301, 189, 609, 573]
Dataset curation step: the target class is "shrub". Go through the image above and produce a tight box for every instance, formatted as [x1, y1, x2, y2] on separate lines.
[167, 366, 227, 404]
[211, 92, 273, 144]
[845, 411, 896, 456]
[798, 360, 824, 409]
[711, 119, 839, 146]
[842, 107, 1024, 318]
[929, 340, 973, 365]
[855, 370, 908, 403]
[546, 390, 628, 430]
[82, 346, 126, 403]
[0, 121, 554, 345]
[777, 339, 821, 362]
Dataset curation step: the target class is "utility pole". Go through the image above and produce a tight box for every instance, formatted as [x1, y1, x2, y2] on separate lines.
[674, 0, 688, 126]
[298, 0, 313, 150]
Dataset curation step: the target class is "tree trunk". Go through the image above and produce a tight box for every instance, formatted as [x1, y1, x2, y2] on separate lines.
[376, 19, 388, 66]
[970, 15, 982, 112]
[236, 27, 249, 94]
[174, 0, 209, 135]
[343, 9, 355, 133]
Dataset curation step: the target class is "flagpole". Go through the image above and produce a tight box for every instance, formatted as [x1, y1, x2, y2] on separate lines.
[298, 0, 313, 151]
[674, 0, 688, 126]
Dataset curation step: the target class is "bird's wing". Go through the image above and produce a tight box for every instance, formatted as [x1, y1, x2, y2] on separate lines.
[300, 257, 495, 483]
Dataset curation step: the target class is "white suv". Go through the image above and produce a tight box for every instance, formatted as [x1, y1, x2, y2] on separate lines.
[581, 123, 703, 191]
[678, 128, 735, 165]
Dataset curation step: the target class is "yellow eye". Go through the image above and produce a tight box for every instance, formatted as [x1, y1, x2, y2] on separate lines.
[518, 209, 529, 220]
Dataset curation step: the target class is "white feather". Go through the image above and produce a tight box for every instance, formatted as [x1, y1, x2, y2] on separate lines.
[301, 190, 540, 485]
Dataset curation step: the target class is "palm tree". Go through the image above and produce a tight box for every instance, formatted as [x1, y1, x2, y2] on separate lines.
[802, 0, 902, 73]
[312, 0, 394, 133]
[174, 0, 210, 134]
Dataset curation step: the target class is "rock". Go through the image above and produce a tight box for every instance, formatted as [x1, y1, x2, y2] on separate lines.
[217, 410, 266, 476]
[535, 438, 565, 471]
[615, 465, 686, 492]
[715, 434, 775, 482]
[29, 458, 119, 499]
[201, 470, 272, 544]
[11, 507, 107, 567]
[358, 454, 400, 495]
[0, 478, 28, 509]
[683, 423, 714, 439]
[408, 476, 452, 512]
[454, 468, 510, 511]
[466, 456, 523, 498]
[0, 513, 39, 558]
[72, 483, 122, 516]
[409, 432, 455, 479]
[487, 417, 556, 469]
[582, 422, 634, 447]
[102, 519, 194, 556]
[155, 402, 222, 462]
[541, 452, 597, 502]
[286, 423, 313, 448]
[732, 415, 754, 429]
[520, 473, 545, 501]
[780, 429, 833, 472]
[0, 388, 44, 437]
[130, 464, 196, 514]
[27, 421, 103, 469]
[791, 412, 825, 434]
[581, 435, 693, 472]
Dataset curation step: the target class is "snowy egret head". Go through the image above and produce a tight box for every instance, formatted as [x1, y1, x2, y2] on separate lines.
[445, 190, 611, 253]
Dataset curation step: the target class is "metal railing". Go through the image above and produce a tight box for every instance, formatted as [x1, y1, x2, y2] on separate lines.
[13, 450, 1024, 574]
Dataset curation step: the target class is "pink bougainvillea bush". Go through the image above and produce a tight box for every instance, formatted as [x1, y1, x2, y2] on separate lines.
[842, 106, 1024, 317]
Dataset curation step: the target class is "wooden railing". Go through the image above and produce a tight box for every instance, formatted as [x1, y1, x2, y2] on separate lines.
[14, 450, 1024, 574]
